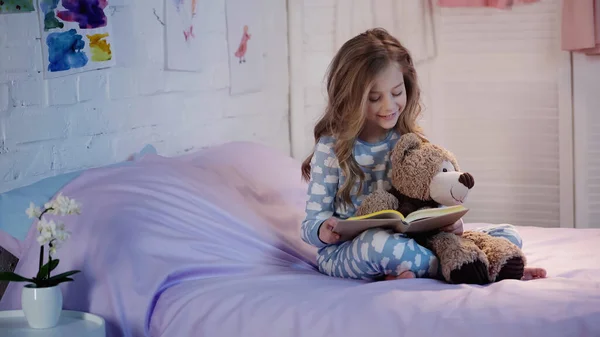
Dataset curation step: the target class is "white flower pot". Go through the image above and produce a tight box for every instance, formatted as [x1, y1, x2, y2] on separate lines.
[21, 284, 63, 329]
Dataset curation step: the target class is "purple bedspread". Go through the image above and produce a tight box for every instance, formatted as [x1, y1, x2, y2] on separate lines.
[1, 142, 599, 337]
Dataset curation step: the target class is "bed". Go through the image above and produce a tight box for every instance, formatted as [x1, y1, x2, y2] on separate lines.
[0, 141, 599, 337]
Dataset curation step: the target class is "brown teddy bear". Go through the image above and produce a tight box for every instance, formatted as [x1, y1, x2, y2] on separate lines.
[356, 133, 526, 285]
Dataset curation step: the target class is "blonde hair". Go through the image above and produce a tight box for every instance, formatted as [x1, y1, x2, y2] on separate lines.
[301, 28, 425, 206]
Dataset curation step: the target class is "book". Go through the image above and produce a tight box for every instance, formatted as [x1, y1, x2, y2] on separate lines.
[334, 205, 469, 242]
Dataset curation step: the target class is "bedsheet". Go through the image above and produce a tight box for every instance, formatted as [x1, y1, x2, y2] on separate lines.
[0, 141, 598, 337]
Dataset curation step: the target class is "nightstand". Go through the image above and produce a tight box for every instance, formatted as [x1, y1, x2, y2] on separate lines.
[0, 310, 105, 336]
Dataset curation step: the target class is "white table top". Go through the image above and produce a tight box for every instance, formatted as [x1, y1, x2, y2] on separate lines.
[0, 310, 105, 337]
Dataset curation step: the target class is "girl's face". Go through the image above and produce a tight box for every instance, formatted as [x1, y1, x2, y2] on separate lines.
[361, 62, 406, 141]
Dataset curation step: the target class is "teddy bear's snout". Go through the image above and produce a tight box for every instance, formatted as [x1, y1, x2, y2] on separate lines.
[459, 172, 475, 189]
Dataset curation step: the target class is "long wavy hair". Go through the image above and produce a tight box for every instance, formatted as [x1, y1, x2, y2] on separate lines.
[301, 28, 425, 207]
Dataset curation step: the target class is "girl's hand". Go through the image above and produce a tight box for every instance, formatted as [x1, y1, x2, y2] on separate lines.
[318, 218, 341, 244]
[440, 218, 464, 236]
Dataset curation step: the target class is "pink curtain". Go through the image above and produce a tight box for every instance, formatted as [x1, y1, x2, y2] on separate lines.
[437, 0, 599, 54]
[561, 0, 600, 55]
[436, 0, 539, 9]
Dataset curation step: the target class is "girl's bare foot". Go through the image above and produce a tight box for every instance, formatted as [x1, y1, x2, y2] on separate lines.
[384, 271, 416, 280]
[522, 267, 547, 280]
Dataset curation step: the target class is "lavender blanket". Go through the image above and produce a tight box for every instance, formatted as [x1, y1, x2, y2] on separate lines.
[1, 142, 599, 337]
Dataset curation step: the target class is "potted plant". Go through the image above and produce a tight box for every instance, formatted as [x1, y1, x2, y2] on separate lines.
[0, 193, 82, 329]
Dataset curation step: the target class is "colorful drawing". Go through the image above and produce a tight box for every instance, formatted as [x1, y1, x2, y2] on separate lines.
[39, 0, 64, 30]
[37, 0, 115, 78]
[171, 0, 198, 42]
[225, 0, 265, 95]
[0, 0, 34, 14]
[46, 29, 88, 72]
[56, 0, 108, 29]
[234, 25, 251, 63]
[87, 33, 112, 61]
[166, 0, 209, 71]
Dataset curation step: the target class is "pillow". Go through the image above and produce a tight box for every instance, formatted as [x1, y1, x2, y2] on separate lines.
[0, 144, 158, 242]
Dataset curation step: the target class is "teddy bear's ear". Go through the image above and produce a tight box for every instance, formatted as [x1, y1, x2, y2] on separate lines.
[392, 133, 422, 162]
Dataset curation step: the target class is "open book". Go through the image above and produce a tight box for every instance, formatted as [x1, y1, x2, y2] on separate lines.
[334, 205, 469, 242]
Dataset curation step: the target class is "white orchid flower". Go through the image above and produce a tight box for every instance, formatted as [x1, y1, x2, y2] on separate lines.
[36, 219, 57, 245]
[48, 245, 57, 257]
[25, 202, 42, 219]
[46, 193, 82, 216]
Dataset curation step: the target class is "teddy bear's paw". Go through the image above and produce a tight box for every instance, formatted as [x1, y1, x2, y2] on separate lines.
[427, 232, 491, 285]
[496, 256, 525, 281]
[449, 259, 490, 285]
[462, 231, 526, 282]
[356, 190, 399, 216]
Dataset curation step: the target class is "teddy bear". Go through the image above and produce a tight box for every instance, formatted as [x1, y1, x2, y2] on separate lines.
[356, 133, 526, 285]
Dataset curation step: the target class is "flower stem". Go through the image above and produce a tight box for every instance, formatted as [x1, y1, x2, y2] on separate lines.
[36, 207, 53, 286]
[38, 245, 43, 274]
[48, 241, 53, 280]
[38, 207, 53, 220]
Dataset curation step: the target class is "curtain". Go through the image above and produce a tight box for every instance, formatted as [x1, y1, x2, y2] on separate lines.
[334, 0, 436, 64]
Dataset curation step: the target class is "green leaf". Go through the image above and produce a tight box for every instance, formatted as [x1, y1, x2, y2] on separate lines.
[36, 259, 60, 280]
[0, 272, 34, 283]
[46, 270, 80, 282]
[46, 277, 74, 287]
[49, 259, 60, 272]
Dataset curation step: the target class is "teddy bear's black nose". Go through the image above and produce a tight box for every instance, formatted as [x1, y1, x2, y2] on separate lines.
[459, 172, 474, 189]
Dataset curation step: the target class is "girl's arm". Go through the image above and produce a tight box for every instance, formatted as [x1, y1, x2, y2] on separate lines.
[301, 138, 339, 248]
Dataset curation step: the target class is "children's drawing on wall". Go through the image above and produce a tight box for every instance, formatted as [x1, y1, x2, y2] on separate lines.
[37, 0, 116, 79]
[225, 0, 265, 95]
[171, 0, 197, 42]
[165, 0, 225, 72]
[234, 25, 250, 64]
[0, 0, 34, 14]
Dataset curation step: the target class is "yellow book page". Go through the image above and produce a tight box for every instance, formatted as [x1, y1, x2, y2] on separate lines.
[404, 205, 467, 223]
[347, 209, 405, 221]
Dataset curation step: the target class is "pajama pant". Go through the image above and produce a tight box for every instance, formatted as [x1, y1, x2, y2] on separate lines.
[316, 224, 523, 281]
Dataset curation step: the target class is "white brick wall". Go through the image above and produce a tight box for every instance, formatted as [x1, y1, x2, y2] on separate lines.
[0, 0, 290, 193]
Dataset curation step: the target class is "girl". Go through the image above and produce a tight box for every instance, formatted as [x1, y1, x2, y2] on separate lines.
[300, 28, 546, 282]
